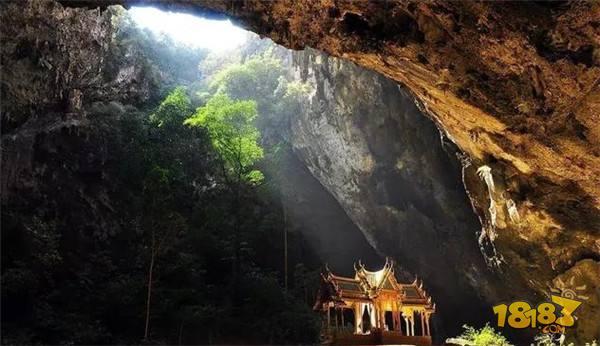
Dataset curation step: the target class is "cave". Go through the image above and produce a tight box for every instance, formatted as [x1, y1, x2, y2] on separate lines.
[1, 1, 599, 345]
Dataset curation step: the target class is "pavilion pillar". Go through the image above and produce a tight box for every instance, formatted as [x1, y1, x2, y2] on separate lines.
[341, 308, 345, 329]
[403, 315, 411, 336]
[369, 304, 377, 331]
[391, 303, 397, 331]
[397, 312, 402, 334]
[425, 312, 431, 336]
[394, 302, 402, 334]
[372, 304, 377, 329]
[355, 304, 362, 334]
[335, 308, 339, 330]
[420, 311, 425, 336]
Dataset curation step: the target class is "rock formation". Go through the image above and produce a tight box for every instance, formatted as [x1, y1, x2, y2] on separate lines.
[287, 50, 513, 337]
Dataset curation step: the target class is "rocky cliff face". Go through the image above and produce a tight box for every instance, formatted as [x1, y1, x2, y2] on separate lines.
[1, 0, 162, 204]
[1, 0, 204, 203]
[267, 146, 382, 274]
[1, 1, 113, 210]
[286, 50, 525, 338]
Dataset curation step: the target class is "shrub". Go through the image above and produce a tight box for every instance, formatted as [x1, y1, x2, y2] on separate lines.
[446, 324, 512, 346]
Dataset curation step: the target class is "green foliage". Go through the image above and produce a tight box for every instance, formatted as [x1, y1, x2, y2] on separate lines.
[205, 54, 311, 136]
[200, 52, 312, 202]
[272, 79, 312, 129]
[150, 87, 192, 129]
[185, 93, 264, 184]
[210, 55, 284, 109]
[534, 333, 559, 346]
[447, 324, 513, 346]
[234, 271, 320, 343]
[533, 333, 598, 346]
[282, 80, 313, 100]
[2, 18, 322, 345]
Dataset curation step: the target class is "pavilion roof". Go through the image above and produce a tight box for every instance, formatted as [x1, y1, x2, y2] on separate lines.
[314, 258, 436, 312]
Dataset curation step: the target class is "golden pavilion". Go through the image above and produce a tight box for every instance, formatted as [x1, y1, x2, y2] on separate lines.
[314, 258, 436, 346]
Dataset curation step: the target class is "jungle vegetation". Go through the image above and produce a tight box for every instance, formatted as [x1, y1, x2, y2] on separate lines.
[1, 8, 319, 345]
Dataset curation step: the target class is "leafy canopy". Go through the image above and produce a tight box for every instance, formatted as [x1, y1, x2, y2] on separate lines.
[150, 86, 192, 129]
[205, 53, 312, 151]
[210, 55, 284, 105]
[185, 93, 264, 184]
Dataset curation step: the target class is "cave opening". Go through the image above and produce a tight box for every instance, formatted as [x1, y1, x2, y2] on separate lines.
[4, 1, 599, 345]
[122, 5, 386, 274]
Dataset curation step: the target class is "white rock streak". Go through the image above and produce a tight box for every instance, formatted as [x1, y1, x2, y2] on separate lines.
[476, 165, 497, 230]
[505, 198, 520, 224]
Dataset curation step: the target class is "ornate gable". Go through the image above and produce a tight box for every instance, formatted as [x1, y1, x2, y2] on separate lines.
[354, 257, 400, 294]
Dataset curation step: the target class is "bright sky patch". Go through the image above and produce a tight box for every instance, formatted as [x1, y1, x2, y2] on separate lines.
[129, 7, 248, 51]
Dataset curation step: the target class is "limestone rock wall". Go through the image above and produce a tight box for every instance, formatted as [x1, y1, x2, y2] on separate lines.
[287, 50, 523, 338]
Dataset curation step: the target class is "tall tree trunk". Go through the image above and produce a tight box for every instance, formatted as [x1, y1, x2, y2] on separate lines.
[178, 319, 184, 345]
[231, 180, 241, 305]
[144, 249, 156, 340]
[283, 204, 288, 292]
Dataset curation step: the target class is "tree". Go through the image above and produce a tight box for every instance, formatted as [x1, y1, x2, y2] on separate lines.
[150, 86, 192, 131]
[204, 55, 311, 291]
[204, 54, 311, 143]
[185, 93, 263, 184]
[184, 93, 264, 296]
[209, 55, 284, 116]
[141, 88, 193, 340]
[141, 166, 187, 341]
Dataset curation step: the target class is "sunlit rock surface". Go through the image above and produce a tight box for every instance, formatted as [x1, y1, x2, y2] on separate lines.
[286, 51, 526, 338]
[265, 147, 383, 275]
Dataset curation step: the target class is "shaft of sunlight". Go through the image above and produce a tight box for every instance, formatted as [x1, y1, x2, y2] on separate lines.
[129, 7, 248, 51]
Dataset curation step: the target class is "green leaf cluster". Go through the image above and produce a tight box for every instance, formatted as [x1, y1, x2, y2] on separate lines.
[447, 324, 513, 346]
[185, 93, 264, 184]
[150, 86, 192, 129]
[210, 55, 284, 107]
